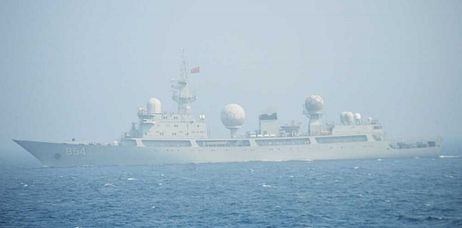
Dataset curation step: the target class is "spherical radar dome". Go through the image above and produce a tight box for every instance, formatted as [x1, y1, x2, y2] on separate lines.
[340, 111, 355, 124]
[147, 97, 162, 114]
[305, 95, 324, 113]
[221, 104, 246, 129]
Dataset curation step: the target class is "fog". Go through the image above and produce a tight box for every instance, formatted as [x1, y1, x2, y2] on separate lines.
[1, 0, 461, 152]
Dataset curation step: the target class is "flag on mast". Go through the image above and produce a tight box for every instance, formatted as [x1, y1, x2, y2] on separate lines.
[190, 66, 200, 74]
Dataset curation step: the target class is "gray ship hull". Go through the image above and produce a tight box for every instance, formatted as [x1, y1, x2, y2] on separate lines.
[14, 139, 441, 167]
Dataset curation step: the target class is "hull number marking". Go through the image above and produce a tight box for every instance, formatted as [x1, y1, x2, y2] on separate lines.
[65, 147, 86, 156]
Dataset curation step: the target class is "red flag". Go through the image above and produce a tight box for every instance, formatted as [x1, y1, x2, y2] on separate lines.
[190, 66, 200, 74]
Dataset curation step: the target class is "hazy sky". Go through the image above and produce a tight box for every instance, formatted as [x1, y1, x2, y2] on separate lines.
[1, 0, 461, 151]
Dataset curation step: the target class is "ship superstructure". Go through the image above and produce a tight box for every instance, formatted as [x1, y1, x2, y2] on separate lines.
[14, 59, 441, 167]
[124, 58, 207, 141]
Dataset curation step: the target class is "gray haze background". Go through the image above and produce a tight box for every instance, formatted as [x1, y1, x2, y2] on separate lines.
[1, 0, 461, 153]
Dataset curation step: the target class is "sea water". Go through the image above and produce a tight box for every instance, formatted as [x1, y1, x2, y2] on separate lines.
[1, 148, 461, 227]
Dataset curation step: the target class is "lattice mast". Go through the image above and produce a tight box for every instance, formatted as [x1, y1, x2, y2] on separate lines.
[171, 51, 197, 114]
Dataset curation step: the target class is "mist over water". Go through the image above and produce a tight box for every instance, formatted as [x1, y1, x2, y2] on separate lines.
[1, 0, 462, 152]
[1, 1, 462, 227]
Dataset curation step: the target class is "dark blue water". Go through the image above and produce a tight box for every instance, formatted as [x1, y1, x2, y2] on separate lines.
[1, 150, 461, 227]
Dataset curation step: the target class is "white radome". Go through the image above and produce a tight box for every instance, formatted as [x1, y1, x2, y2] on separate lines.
[221, 104, 246, 129]
[341, 112, 355, 125]
[354, 113, 362, 124]
[305, 95, 324, 113]
[147, 97, 162, 114]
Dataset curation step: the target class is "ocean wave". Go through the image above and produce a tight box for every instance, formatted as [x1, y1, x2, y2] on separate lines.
[439, 155, 460, 159]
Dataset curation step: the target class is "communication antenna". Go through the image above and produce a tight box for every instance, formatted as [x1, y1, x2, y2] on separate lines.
[171, 50, 197, 114]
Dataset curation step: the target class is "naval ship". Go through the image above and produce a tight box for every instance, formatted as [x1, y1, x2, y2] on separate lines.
[14, 62, 441, 167]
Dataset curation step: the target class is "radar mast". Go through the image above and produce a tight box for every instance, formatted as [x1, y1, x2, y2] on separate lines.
[172, 51, 196, 114]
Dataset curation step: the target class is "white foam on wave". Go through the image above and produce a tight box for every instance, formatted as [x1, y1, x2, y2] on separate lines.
[127, 177, 137, 181]
[439, 155, 459, 159]
[104, 183, 115, 187]
[262, 184, 272, 188]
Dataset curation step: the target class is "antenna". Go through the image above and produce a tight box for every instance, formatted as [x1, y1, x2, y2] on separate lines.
[180, 49, 188, 81]
[172, 50, 196, 114]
